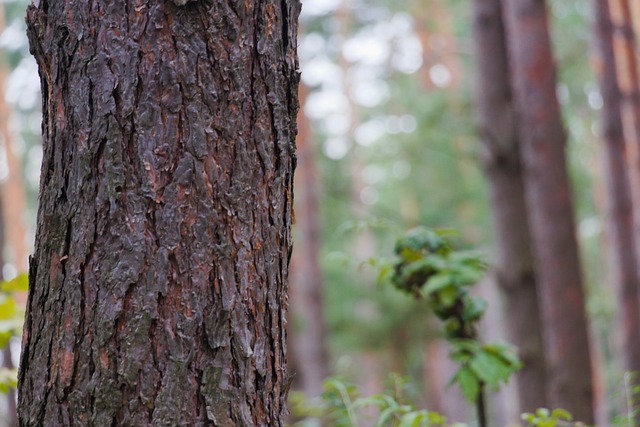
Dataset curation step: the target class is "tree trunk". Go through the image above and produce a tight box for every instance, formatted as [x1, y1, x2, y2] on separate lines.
[0, 3, 29, 277]
[288, 86, 329, 398]
[609, 0, 640, 265]
[472, 0, 548, 416]
[19, 0, 300, 425]
[593, 0, 640, 378]
[501, 0, 595, 421]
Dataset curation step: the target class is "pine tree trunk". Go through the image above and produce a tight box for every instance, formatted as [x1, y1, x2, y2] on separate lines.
[472, 0, 548, 415]
[19, 0, 300, 425]
[592, 0, 640, 378]
[501, 0, 595, 421]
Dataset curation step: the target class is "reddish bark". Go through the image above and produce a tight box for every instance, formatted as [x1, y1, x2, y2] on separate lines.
[472, 0, 547, 415]
[610, 0, 640, 253]
[501, 0, 595, 421]
[19, 0, 301, 425]
[592, 0, 640, 377]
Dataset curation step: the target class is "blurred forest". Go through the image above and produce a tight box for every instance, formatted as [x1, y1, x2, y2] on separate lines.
[1, 0, 640, 425]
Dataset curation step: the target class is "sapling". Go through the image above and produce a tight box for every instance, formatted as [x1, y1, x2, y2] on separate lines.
[387, 227, 521, 427]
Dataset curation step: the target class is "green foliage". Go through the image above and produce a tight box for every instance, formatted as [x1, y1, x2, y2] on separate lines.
[387, 227, 520, 410]
[290, 376, 584, 427]
[0, 368, 18, 394]
[290, 376, 461, 427]
[0, 273, 29, 395]
[448, 340, 521, 402]
[520, 408, 574, 427]
[390, 227, 486, 339]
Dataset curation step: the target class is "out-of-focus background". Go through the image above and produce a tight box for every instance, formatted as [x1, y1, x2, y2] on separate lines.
[0, 0, 636, 425]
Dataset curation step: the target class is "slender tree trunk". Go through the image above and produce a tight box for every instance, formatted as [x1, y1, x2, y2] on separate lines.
[0, 7, 20, 426]
[472, 0, 547, 416]
[0, 4, 29, 277]
[288, 86, 329, 398]
[0, 193, 17, 427]
[410, 0, 461, 90]
[501, 0, 595, 421]
[593, 0, 640, 378]
[19, 0, 300, 425]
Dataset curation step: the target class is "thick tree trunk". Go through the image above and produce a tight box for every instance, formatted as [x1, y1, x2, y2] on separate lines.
[501, 0, 595, 421]
[472, 0, 547, 416]
[288, 87, 329, 398]
[592, 0, 640, 378]
[19, 0, 300, 425]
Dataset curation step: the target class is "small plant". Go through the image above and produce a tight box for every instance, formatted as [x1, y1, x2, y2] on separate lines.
[387, 227, 521, 427]
[520, 408, 576, 427]
[290, 376, 460, 427]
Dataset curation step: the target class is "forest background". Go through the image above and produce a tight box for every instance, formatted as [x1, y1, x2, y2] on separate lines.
[0, 0, 637, 425]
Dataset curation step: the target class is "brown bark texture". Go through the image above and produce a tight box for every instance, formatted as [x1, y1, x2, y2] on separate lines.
[501, 0, 595, 421]
[592, 0, 640, 376]
[609, 0, 640, 274]
[472, 0, 548, 415]
[288, 87, 329, 398]
[19, 0, 301, 425]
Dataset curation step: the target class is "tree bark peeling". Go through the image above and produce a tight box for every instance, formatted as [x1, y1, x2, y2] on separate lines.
[20, 0, 300, 425]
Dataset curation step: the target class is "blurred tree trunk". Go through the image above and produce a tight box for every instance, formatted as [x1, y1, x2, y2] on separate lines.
[501, 0, 595, 422]
[593, 0, 640, 380]
[288, 87, 329, 398]
[610, 0, 640, 256]
[0, 195, 16, 427]
[411, 0, 461, 90]
[472, 0, 547, 416]
[0, 4, 29, 277]
[0, 6, 21, 427]
[19, 0, 300, 425]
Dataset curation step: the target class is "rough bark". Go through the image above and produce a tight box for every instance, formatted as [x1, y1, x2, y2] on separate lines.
[288, 87, 329, 398]
[19, 0, 300, 425]
[501, 0, 595, 421]
[472, 0, 547, 416]
[592, 0, 640, 377]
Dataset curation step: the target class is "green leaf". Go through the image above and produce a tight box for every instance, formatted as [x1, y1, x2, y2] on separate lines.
[398, 410, 431, 427]
[462, 297, 486, 322]
[551, 408, 572, 421]
[536, 408, 550, 418]
[0, 331, 12, 348]
[469, 351, 512, 388]
[482, 342, 522, 369]
[375, 406, 399, 427]
[0, 296, 17, 321]
[451, 265, 484, 285]
[436, 285, 458, 308]
[453, 367, 480, 403]
[422, 274, 452, 296]
[377, 265, 393, 286]
[0, 274, 29, 292]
